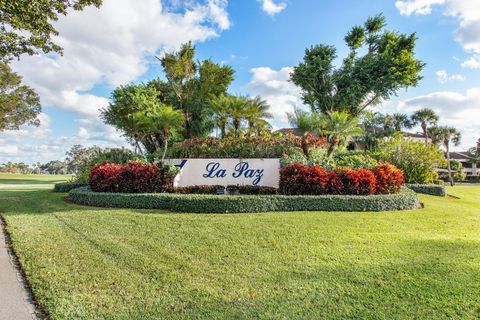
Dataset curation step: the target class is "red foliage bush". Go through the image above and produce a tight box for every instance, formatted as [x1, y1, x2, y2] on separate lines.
[89, 161, 170, 193]
[280, 163, 404, 196]
[373, 163, 405, 194]
[342, 168, 377, 195]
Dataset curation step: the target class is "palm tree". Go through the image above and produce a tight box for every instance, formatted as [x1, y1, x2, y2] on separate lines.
[360, 111, 384, 151]
[318, 111, 363, 157]
[391, 113, 413, 132]
[411, 108, 439, 147]
[287, 108, 320, 157]
[245, 96, 272, 136]
[133, 103, 185, 162]
[227, 95, 249, 137]
[430, 126, 461, 186]
[209, 94, 231, 138]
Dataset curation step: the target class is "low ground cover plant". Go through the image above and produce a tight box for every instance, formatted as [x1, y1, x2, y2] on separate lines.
[280, 163, 404, 196]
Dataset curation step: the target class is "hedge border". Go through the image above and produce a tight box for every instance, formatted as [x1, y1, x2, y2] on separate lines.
[53, 182, 88, 193]
[68, 187, 419, 213]
[406, 184, 447, 197]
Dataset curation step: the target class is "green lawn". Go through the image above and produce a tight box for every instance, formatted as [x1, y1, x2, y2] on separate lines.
[0, 173, 71, 190]
[1, 175, 479, 319]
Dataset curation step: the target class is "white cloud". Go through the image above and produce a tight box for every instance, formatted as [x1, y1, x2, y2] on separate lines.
[2, 0, 230, 163]
[374, 88, 480, 150]
[246, 67, 304, 129]
[461, 55, 480, 69]
[395, 0, 446, 15]
[396, 0, 480, 56]
[11, 0, 230, 116]
[435, 69, 465, 83]
[258, 0, 287, 16]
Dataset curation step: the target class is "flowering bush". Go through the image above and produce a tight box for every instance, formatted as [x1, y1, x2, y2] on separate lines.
[89, 161, 176, 193]
[280, 163, 404, 195]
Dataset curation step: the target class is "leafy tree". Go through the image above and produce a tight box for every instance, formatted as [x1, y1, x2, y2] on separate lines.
[132, 103, 184, 161]
[40, 160, 68, 174]
[430, 126, 461, 186]
[102, 83, 164, 153]
[291, 14, 424, 116]
[65, 145, 101, 173]
[0, 62, 40, 131]
[411, 108, 439, 147]
[0, 0, 102, 62]
[318, 111, 363, 157]
[0, 161, 31, 174]
[0, 0, 102, 129]
[158, 42, 234, 138]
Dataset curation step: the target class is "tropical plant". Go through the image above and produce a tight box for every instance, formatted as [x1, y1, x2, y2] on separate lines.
[209, 94, 231, 138]
[318, 111, 363, 157]
[227, 95, 249, 137]
[158, 42, 234, 138]
[391, 113, 413, 132]
[287, 108, 321, 157]
[360, 111, 385, 151]
[245, 96, 272, 136]
[411, 108, 439, 147]
[132, 103, 185, 162]
[430, 126, 462, 186]
[291, 14, 424, 116]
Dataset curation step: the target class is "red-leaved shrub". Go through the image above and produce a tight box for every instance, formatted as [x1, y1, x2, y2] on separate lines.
[342, 168, 377, 195]
[280, 163, 404, 195]
[89, 161, 171, 193]
[373, 163, 405, 194]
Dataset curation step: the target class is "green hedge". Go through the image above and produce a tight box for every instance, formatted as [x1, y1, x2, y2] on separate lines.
[53, 182, 88, 193]
[68, 187, 419, 213]
[406, 184, 447, 197]
[466, 176, 480, 183]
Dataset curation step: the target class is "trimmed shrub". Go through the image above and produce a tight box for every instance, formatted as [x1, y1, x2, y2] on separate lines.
[342, 168, 377, 195]
[53, 182, 87, 192]
[69, 187, 419, 213]
[226, 185, 278, 195]
[279, 163, 404, 196]
[466, 176, 480, 183]
[89, 161, 176, 193]
[406, 184, 447, 197]
[74, 148, 140, 183]
[374, 163, 405, 194]
[164, 185, 224, 194]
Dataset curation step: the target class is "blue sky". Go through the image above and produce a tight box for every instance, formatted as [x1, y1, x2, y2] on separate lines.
[1, 0, 479, 164]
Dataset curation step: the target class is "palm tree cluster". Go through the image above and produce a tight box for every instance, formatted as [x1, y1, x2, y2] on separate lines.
[209, 94, 272, 138]
[287, 109, 363, 157]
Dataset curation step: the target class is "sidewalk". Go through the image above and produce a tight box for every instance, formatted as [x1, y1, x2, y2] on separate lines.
[0, 219, 36, 320]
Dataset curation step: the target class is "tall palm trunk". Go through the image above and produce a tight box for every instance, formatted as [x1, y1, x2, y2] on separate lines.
[233, 118, 241, 137]
[422, 123, 428, 147]
[161, 128, 169, 162]
[327, 137, 339, 157]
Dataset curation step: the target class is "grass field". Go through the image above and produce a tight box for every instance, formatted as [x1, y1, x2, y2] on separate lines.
[0, 173, 71, 190]
[0, 175, 479, 319]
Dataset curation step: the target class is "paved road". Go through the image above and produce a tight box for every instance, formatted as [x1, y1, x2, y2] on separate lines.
[0, 220, 36, 320]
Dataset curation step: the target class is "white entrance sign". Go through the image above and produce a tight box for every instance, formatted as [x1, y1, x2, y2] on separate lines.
[170, 159, 280, 188]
